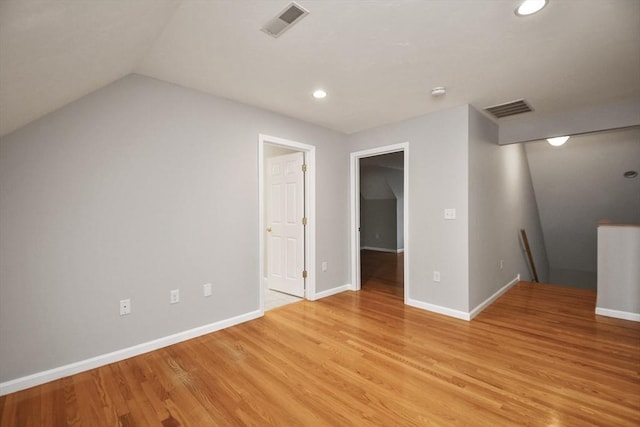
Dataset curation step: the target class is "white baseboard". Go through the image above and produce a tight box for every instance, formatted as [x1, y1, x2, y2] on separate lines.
[405, 298, 471, 321]
[405, 274, 521, 322]
[0, 309, 263, 396]
[469, 274, 521, 320]
[595, 307, 640, 322]
[310, 284, 350, 301]
[361, 246, 402, 253]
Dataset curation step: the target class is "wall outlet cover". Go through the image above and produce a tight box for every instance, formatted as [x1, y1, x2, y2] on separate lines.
[119, 299, 131, 316]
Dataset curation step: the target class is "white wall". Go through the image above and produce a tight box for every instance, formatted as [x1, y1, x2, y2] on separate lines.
[0, 74, 349, 384]
[596, 225, 640, 320]
[468, 107, 549, 309]
[348, 105, 470, 312]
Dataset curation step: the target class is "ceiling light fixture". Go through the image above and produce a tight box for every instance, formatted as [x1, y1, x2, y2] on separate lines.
[515, 0, 548, 16]
[312, 89, 327, 99]
[546, 136, 569, 147]
[624, 170, 638, 179]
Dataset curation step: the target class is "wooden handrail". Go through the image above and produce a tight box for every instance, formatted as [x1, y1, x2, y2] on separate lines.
[520, 229, 539, 283]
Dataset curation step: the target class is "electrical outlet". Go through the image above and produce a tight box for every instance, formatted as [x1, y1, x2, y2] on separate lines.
[444, 208, 456, 220]
[499, 260, 504, 270]
[170, 289, 180, 304]
[120, 299, 131, 316]
[203, 283, 212, 297]
[433, 271, 441, 282]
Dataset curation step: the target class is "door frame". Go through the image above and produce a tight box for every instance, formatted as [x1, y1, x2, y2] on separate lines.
[259, 134, 316, 311]
[350, 142, 409, 303]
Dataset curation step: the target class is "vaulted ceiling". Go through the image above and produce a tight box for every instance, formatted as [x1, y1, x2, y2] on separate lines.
[1, 0, 639, 137]
[1, 1, 639, 291]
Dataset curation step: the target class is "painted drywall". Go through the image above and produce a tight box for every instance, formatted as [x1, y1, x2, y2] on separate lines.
[348, 105, 470, 311]
[360, 198, 397, 251]
[550, 269, 597, 290]
[0, 74, 349, 383]
[359, 155, 405, 250]
[360, 163, 404, 251]
[467, 107, 549, 310]
[597, 225, 640, 316]
[360, 165, 395, 199]
[524, 128, 640, 289]
[384, 167, 405, 250]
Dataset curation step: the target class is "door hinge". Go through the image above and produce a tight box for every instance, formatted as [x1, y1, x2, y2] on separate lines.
[302, 163, 307, 173]
[302, 217, 307, 225]
[302, 270, 308, 278]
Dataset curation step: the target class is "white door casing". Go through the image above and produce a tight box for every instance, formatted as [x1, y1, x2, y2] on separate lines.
[350, 142, 409, 303]
[266, 152, 305, 297]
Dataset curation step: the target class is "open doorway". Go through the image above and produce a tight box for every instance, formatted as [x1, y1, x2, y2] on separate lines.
[350, 143, 409, 302]
[259, 134, 316, 311]
[359, 152, 405, 297]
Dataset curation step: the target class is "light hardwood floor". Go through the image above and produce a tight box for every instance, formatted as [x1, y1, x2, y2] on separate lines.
[1, 279, 639, 426]
[360, 249, 403, 297]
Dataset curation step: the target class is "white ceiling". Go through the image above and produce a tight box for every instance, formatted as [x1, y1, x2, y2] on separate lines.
[1, 0, 639, 137]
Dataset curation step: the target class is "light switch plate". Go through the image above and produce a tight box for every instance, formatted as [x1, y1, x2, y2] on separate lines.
[203, 283, 212, 297]
[444, 208, 456, 220]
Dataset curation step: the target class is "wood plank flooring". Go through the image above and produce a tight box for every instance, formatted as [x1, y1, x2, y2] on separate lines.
[360, 249, 403, 296]
[1, 281, 639, 426]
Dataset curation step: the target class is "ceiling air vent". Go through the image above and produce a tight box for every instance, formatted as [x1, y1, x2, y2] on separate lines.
[261, 2, 309, 38]
[484, 99, 533, 119]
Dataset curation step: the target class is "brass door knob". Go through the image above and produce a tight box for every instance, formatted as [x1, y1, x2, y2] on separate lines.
[266, 226, 272, 232]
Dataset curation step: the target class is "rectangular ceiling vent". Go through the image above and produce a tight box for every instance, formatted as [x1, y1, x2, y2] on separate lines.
[484, 99, 533, 119]
[261, 2, 309, 38]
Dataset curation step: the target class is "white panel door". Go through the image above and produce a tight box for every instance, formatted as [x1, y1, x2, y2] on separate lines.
[266, 152, 305, 297]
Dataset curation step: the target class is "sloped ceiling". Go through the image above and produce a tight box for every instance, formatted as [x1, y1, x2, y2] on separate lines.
[525, 127, 640, 276]
[360, 152, 404, 200]
[1, 0, 639, 137]
[0, 0, 180, 137]
[360, 166, 395, 200]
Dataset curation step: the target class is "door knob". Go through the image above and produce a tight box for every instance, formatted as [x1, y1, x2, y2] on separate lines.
[266, 226, 272, 232]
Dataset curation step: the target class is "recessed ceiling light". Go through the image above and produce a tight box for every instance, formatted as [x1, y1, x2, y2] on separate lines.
[547, 136, 569, 146]
[515, 0, 548, 16]
[312, 89, 327, 99]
